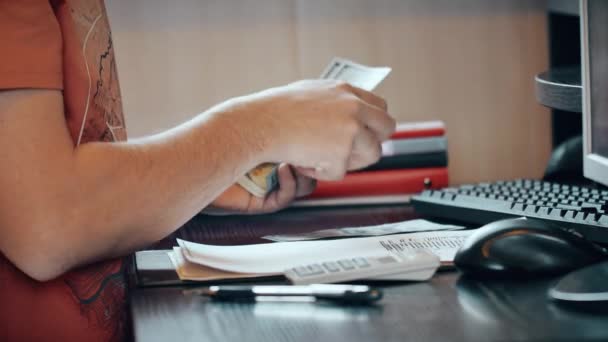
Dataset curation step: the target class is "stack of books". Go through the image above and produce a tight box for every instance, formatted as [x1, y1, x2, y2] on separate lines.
[293, 120, 448, 207]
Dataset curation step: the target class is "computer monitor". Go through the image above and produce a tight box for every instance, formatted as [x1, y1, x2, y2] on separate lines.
[581, 0, 608, 187]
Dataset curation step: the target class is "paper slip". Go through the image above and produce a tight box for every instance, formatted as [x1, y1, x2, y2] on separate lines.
[237, 57, 391, 198]
[168, 247, 265, 281]
[176, 230, 472, 276]
[320, 57, 392, 90]
[262, 219, 464, 242]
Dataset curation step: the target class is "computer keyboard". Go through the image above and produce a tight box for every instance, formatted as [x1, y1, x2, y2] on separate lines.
[411, 179, 608, 243]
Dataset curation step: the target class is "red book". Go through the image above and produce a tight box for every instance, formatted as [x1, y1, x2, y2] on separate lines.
[390, 121, 445, 140]
[307, 168, 448, 199]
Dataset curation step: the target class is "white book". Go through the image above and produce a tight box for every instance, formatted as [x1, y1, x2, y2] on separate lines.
[291, 194, 412, 208]
[382, 136, 448, 156]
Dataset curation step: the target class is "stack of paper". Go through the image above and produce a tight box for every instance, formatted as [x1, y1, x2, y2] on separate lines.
[169, 220, 473, 282]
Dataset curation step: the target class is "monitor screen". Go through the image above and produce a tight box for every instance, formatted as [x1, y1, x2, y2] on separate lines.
[589, 0, 608, 158]
[582, 0, 608, 186]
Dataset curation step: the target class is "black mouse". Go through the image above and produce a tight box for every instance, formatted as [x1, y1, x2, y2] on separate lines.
[454, 218, 608, 277]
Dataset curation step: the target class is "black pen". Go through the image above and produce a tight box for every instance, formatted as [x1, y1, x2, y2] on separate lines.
[183, 284, 383, 304]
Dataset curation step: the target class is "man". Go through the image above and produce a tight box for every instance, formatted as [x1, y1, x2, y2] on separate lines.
[0, 0, 395, 340]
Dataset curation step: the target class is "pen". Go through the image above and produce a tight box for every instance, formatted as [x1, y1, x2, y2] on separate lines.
[183, 284, 383, 304]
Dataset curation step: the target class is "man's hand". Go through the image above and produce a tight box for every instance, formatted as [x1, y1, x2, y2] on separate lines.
[205, 164, 315, 215]
[237, 80, 396, 181]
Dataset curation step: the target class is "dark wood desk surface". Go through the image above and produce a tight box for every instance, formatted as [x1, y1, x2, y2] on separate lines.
[130, 205, 608, 342]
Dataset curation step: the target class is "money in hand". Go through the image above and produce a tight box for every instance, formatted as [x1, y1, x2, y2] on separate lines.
[237, 57, 391, 197]
[320, 57, 391, 91]
[237, 163, 279, 197]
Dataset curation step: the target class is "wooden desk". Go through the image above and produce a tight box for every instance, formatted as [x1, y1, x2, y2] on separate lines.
[130, 205, 608, 342]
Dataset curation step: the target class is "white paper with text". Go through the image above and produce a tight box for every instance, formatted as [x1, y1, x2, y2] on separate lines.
[177, 230, 473, 274]
[263, 219, 464, 242]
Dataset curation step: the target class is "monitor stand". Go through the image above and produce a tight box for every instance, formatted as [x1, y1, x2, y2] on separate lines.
[550, 260, 608, 302]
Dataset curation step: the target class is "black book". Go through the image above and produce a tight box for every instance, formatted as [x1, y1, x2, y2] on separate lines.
[360, 151, 448, 172]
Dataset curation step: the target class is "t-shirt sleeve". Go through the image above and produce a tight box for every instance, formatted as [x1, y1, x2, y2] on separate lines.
[0, 0, 63, 90]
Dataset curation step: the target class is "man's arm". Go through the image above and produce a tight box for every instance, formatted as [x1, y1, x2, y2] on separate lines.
[0, 80, 394, 281]
[0, 89, 264, 281]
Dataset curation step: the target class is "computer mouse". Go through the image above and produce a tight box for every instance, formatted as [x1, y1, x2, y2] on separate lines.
[454, 218, 608, 277]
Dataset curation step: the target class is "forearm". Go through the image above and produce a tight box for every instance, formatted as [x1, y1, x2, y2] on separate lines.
[1, 91, 267, 280]
[72, 101, 262, 254]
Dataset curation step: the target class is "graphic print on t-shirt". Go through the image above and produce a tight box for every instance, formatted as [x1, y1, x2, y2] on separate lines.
[58, 0, 127, 146]
[53, 0, 128, 340]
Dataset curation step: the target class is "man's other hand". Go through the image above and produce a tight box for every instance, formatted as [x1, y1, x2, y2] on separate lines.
[204, 163, 316, 215]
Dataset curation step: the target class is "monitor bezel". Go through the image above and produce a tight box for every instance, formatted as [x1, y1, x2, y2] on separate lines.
[581, 0, 608, 187]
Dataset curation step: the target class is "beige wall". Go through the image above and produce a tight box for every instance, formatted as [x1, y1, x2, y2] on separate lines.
[106, 0, 552, 185]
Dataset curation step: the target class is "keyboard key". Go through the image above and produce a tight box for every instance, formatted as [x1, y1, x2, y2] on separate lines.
[524, 205, 538, 215]
[294, 266, 312, 277]
[337, 259, 355, 270]
[352, 258, 370, 268]
[307, 264, 325, 274]
[444, 193, 456, 201]
[537, 207, 551, 216]
[581, 203, 602, 213]
[322, 262, 340, 273]
[420, 190, 433, 197]
[574, 212, 587, 222]
[564, 211, 577, 221]
[431, 191, 444, 199]
[451, 195, 513, 209]
[586, 213, 601, 224]
[548, 209, 563, 219]
[556, 203, 581, 211]
[511, 203, 523, 210]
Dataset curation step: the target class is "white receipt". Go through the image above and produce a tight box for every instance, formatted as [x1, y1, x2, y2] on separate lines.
[177, 230, 473, 274]
[262, 219, 464, 242]
[377, 233, 470, 262]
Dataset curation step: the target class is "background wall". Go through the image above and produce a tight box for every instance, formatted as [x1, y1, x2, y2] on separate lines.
[105, 0, 552, 185]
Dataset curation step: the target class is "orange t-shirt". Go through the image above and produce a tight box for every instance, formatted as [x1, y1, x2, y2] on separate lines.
[0, 0, 128, 341]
